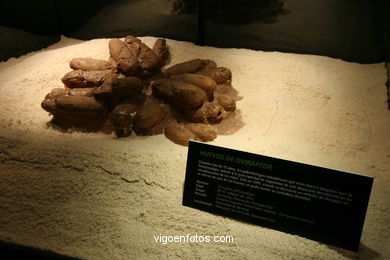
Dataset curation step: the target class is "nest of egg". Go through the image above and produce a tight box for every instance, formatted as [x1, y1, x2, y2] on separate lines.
[41, 35, 243, 146]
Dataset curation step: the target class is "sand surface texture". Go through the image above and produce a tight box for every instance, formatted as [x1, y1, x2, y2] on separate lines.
[0, 37, 389, 259]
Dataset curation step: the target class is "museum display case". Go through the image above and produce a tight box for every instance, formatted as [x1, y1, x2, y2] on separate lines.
[0, 0, 389, 259]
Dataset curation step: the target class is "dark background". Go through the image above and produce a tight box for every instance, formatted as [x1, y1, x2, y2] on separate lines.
[0, 0, 389, 63]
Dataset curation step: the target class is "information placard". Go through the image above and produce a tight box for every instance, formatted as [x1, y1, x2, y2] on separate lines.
[183, 141, 373, 251]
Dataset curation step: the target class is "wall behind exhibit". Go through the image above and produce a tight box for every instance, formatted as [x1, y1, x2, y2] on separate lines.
[0, 0, 389, 64]
[0, 0, 117, 61]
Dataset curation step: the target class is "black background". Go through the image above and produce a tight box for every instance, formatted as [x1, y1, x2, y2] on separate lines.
[0, 0, 389, 63]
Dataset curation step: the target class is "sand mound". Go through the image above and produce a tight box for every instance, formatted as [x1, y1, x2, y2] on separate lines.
[0, 36, 389, 259]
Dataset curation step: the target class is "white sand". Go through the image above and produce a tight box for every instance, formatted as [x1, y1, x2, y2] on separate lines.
[0, 36, 389, 259]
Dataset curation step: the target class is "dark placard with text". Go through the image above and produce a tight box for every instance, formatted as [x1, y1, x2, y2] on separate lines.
[183, 141, 373, 251]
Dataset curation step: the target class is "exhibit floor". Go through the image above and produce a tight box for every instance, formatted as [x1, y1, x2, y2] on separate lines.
[0, 37, 389, 259]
